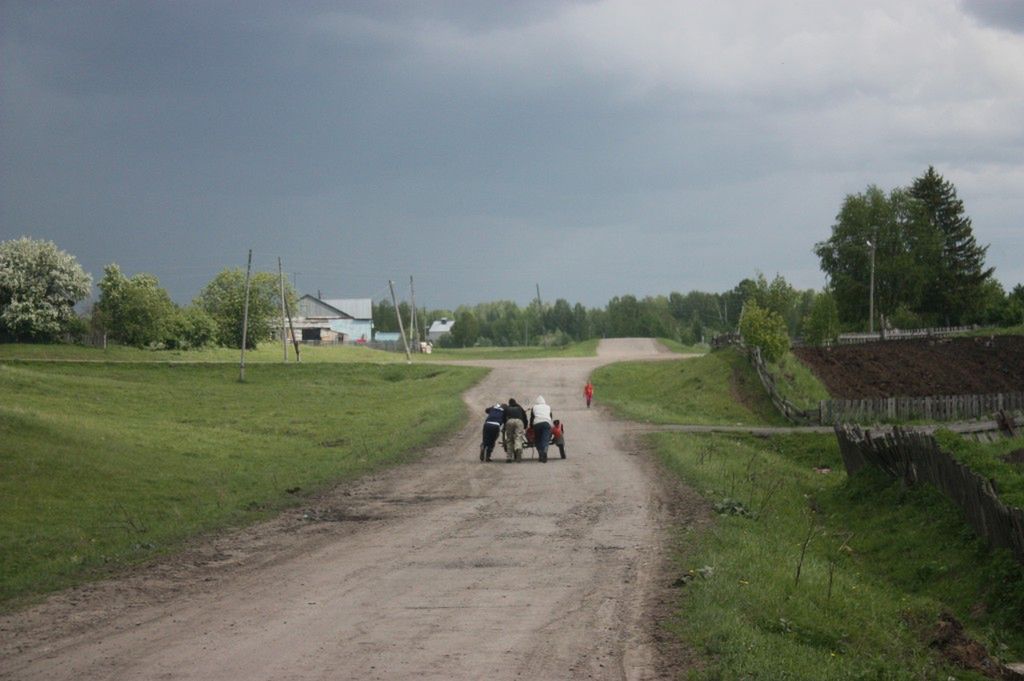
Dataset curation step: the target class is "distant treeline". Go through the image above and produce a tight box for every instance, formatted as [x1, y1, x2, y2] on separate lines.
[375, 167, 1024, 349]
[3, 166, 1022, 350]
[375, 274, 821, 348]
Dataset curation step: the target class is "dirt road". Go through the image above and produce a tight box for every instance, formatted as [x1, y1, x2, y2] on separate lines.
[1, 338, 691, 681]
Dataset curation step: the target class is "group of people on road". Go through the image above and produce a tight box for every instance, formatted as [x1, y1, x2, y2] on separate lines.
[480, 382, 593, 464]
[479, 396, 565, 463]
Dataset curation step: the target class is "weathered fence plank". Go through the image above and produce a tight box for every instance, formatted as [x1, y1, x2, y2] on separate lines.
[834, 425, 1024, 563]
[822, 391, 1024, 424]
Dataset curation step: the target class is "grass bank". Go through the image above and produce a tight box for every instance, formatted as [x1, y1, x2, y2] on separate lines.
[0, 361, 486, 607]
[654, 432, 1024, 679]
[0, 339, 600, 363]
[934, 431, 1024, 508]
[422, 339, 599, 360]
[765, 351, 832, 411]
[591, 347, 786, 426]
[657, 338, 710, 355]
[0, 342, 399, 363]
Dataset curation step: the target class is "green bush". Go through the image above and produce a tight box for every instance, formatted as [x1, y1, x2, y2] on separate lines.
[163, 305, 218, 350]
[800, 292, 840, 346]
[740, 301, 790, 362]
[95, 264, 176, 348]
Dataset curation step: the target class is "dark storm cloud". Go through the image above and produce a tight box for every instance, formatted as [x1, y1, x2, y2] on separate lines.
[333, 0, 581, 32]
[961, 0, 1024, 33]
[2, 1, 1022, 307]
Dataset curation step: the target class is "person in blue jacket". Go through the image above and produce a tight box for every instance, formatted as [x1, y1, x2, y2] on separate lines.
[480, 403, 505, 462]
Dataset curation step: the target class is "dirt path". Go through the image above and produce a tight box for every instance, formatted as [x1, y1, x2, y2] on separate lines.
[1, 338, 695, 681]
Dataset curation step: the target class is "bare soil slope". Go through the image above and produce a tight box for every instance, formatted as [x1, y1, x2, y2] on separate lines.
[794, 336, 1024, 398]
[1, 339, 692, 681]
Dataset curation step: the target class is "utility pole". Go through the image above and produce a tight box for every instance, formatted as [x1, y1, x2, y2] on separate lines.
[389, 280, 412, 363]
[239, 249, 253, 382]
[535, 283, 543, 334]
[283, 285, 300, 362]
[409, 275, 418, 352]
[867, 238, 877, 335]
[278, 257, 288, 362]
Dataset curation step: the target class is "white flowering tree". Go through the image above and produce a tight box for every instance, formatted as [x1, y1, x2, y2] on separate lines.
[0, 237, 92, 342]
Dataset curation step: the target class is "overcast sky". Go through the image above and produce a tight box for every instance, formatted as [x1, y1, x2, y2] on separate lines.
[2, 1, 1022, 309]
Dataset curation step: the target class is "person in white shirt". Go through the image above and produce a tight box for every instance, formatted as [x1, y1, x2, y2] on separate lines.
[529, 396, 554, 463]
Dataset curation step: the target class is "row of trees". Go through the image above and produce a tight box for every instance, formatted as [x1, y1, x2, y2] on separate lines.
[0, 237, 295, 348]
[372, 272, 837, 349]
[375, 169, 1021, 354]
[3, 167, 1021, 352]
[815, 167, 1022, 329]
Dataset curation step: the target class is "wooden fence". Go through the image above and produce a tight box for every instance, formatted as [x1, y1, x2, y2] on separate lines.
[820, 392, 1024, 424]
[834, 425, 1024, 562]
[747, 346, 819, 425]
[835, 325, 977, 345]
[710, 332, 741, 350]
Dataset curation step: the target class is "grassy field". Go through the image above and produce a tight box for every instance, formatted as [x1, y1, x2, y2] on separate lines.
[0, 360, 486, 607]
[0, 341, 401, 363]
[422, 339, 599, 360]
[765, 351, 832, 410]
[652, 432, 1024, 680]
[0, 339, 600, 363]
[591, 347, 787, 426]
[656, 338, 710, 355]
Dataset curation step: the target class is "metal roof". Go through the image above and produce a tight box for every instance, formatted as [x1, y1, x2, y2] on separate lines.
[322, 298, 373, 320]
[428, 318, 456, 333]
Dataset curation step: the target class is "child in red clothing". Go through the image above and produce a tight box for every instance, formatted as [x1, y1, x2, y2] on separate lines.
[551, 419, 566, 459]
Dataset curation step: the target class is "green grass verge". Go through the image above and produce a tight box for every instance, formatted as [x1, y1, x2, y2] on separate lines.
[934, 431, 1024, 509]
[766, 351, 832, 410]
[653, 432, 1024, 680]
[591, 348, 787, 426]
[0, 339, 600, 363]
[0, 361, 486, 607]
[422, 339, 599, 360]
[0, 342, 401, 363]
[657, 338, 710, 355]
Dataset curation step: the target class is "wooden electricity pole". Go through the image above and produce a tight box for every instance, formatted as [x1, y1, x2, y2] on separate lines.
[284, 287, 300, 363]
[409, 275, 418, 351]
[278, 257, 288, 362]
[239, 249, 253, 382]
[389, 280, 412, 363]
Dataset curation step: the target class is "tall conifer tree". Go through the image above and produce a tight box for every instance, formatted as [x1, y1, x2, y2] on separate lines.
[909, 166, 993, 324]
